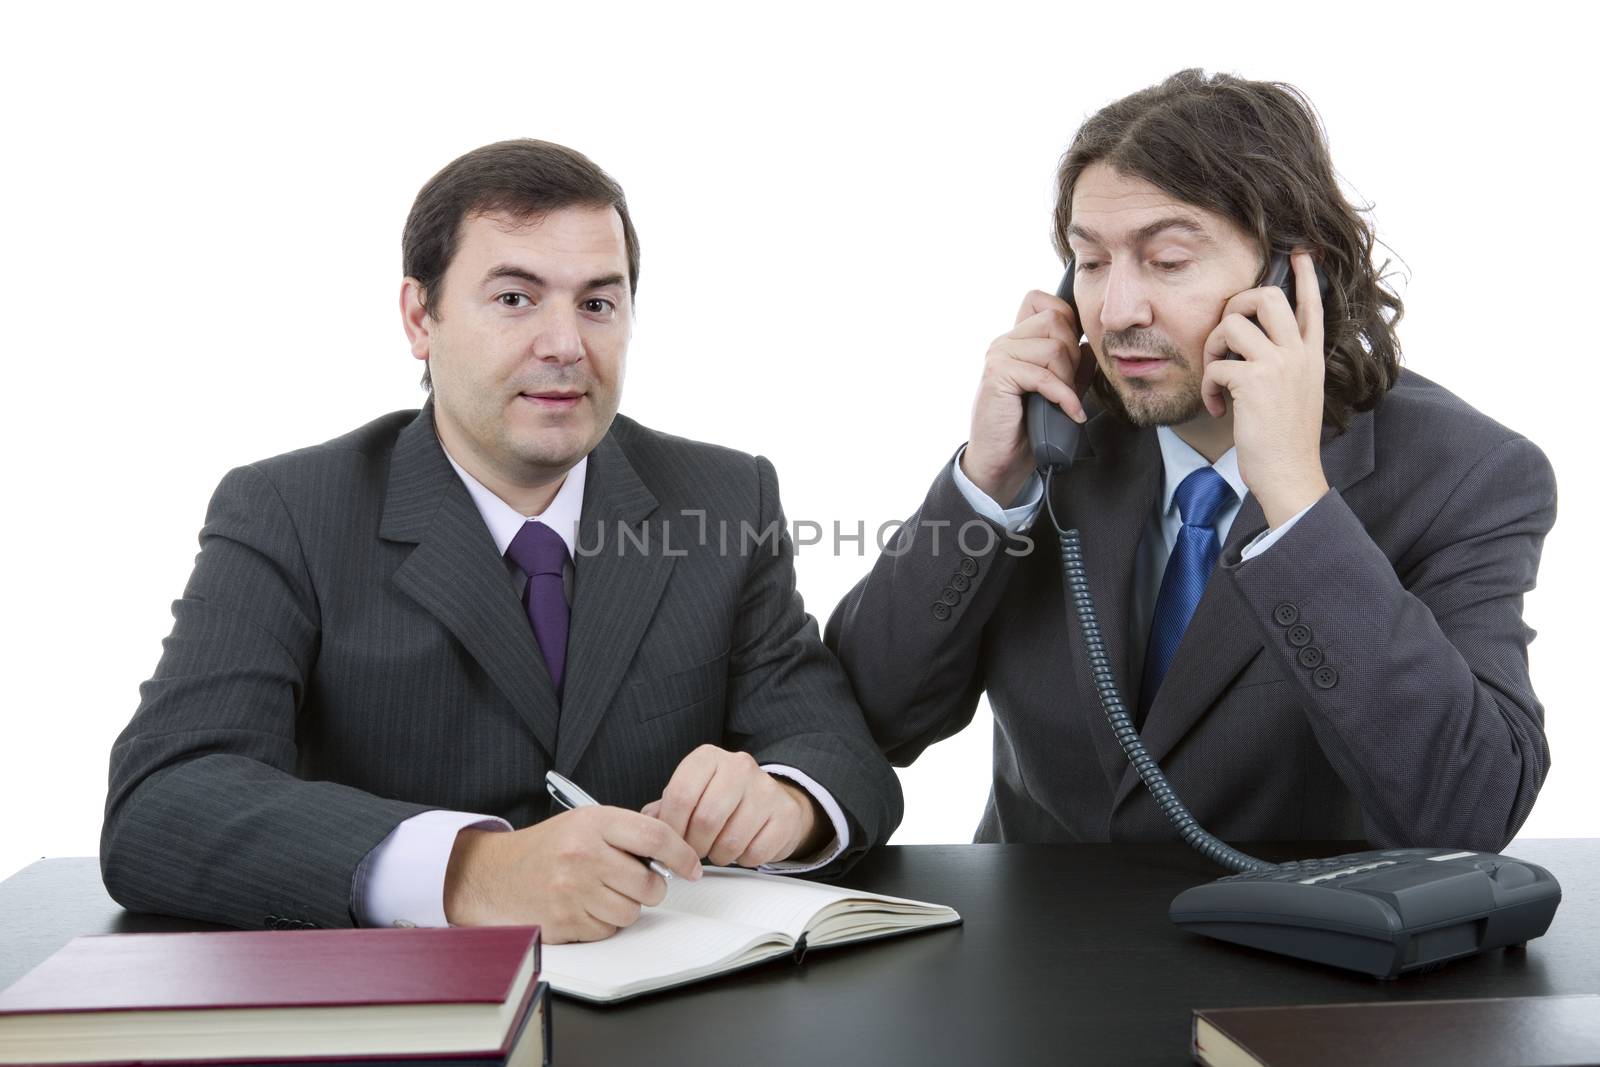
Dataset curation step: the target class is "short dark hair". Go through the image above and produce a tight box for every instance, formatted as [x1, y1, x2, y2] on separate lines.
[1055, 69, 1403, 432]
[403, 139, 640, 390]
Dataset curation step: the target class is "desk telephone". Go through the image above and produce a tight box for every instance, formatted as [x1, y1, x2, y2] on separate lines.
[1025, 252, 1561, 979]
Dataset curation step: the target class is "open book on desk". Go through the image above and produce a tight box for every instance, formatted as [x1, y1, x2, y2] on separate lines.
[541, 867, 961, 1003]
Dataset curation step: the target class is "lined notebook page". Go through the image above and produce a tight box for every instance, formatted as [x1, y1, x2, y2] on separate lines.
[649, 868, 857, 938]
[539, 906, 788, 999]
[538, 868, 960, 1001]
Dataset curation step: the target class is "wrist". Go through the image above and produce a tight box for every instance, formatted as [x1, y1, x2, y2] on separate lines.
[960, 447, 1031, 508]
[443, 828, 494, 926]
[777, 780, 829, 859]
[1259, 476, 1329, 529]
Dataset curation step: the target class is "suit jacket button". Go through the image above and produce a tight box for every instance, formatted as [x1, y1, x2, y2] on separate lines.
[931, 602, 952, 621]
[940, 588, 961, 606]
[1298, 646, 1324, 668]
[1273, 603, 1299, 626]
[959, 556, 979, 577]
[1287, 623, 1313, 648]
[950, 572, 972, 592]
[1313, 665, 1339, 689]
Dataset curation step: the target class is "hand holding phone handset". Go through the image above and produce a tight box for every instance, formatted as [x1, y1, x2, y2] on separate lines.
[1023, 252, 1560, 978]
[959, 266, 1090, 511]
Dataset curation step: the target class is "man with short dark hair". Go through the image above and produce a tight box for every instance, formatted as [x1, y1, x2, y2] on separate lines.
[102, 139, 902, 942]
[827, 70, 1554, 852]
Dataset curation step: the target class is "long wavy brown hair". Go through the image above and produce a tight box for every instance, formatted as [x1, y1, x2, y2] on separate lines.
[1055, 69, 1403, 432]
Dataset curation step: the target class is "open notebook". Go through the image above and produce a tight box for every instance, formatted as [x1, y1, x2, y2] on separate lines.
[540, 867, 960, 1003]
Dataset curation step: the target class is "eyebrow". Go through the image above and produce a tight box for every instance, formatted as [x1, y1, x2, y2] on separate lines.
[482, 266, 627, 291]
[1066, 216, 1217, 250]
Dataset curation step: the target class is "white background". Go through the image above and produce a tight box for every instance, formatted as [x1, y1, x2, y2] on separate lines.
[2, 1, 1594, 883]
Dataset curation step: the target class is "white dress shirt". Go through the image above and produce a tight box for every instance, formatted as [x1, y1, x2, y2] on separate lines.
[354, 443, 848, 928]
[951, 427, 1316, 688]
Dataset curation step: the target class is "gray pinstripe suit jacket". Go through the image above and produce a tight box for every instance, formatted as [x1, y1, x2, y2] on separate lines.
[826, 369, 1554, 851]
[102, 405, 902, 930]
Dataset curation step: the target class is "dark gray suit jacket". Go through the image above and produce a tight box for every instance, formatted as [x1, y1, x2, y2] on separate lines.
[826, 369, 1553, 851]
[102, 406, 902, 930]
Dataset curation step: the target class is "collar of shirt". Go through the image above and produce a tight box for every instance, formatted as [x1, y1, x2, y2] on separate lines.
[438, 441, 587, 560]
[1154, 425, 1247, 522]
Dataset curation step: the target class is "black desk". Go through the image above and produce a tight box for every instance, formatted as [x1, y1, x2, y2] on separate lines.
[3, 842, 1597, 1066]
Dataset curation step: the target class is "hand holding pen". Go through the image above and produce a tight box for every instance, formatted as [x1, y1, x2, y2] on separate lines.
[546, 770, 678, 881]
[440, 775, 700, 943]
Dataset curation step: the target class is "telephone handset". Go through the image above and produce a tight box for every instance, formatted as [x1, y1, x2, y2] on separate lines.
[1024, 260, 1083, 470]
[1019, 250, 1560, 977]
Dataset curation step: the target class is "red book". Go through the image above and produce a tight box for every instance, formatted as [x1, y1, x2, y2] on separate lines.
[0, 926, 545, 1065]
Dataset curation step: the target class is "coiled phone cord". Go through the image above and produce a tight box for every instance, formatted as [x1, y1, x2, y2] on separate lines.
[1044, 466, 1271, 874]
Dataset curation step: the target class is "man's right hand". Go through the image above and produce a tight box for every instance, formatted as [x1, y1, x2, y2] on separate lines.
[442, 807, 702, 942]
[960, 290, 1091, 506]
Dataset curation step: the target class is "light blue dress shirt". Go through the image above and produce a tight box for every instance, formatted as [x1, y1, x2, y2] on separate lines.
[951, 427, 1316, 687]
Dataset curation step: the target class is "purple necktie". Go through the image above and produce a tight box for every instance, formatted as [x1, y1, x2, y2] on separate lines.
[505, 522, 570, 699]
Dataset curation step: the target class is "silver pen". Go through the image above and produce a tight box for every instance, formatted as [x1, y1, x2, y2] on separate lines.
[545, 769, 674, 881]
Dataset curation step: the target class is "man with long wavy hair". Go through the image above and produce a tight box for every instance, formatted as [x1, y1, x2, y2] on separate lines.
[828, 70, 1554, 852]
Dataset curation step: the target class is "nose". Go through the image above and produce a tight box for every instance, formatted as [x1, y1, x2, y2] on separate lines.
[1097, 260, 1153, 334]
[532, 303, 585, 366]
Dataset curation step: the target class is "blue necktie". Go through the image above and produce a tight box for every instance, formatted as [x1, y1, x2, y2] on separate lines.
[1138, 467, 1236, 725]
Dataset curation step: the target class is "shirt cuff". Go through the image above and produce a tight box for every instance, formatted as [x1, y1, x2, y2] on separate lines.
[352, 809, 512, 928]
[1240, 500, 1318, 561]
[756, 764, 849, 874]
[950, 446, 1044, 533]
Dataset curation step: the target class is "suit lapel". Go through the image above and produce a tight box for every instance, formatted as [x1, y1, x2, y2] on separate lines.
[1052, 413, 1163, 795]
[553, 430, 676, 773]
[1110, 407, 1379, 810]
[380, 406, 560, 757]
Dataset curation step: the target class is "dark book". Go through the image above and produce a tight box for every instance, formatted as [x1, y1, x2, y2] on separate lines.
[1193, 994, 1600, 1067]
[0, 926, 544, 1065]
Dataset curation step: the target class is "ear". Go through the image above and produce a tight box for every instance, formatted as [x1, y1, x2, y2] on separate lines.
[399, 278, 433, 362]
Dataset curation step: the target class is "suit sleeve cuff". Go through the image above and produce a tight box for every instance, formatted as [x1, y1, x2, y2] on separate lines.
[352, 809, 512, 928]
[1239, 499, 1318, 561]
[756, 764, 849, 873]
[951, 446, 1043, 533]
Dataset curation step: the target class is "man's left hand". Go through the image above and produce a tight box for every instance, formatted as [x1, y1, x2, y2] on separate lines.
[1200, 250, 1330, 528]
[643, 745, 828, 866]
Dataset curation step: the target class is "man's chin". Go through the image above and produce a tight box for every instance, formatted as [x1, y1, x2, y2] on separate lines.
[1113, 381, 1206, 428]
[506, 419, 613, 472]
[510, 441, 590, 473]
